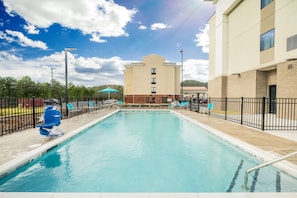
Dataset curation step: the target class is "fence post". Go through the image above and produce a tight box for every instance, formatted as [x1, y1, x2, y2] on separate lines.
[261, 97, 266, 131]
[208, 97, 211, 116]
[0, 98, 2, 135]
[241, 97, 244, 125]
[189, 99, 192, 111]
[59, 97, 62, 113]
[32, 96, 36, 128]
[197, 93, 200, 113]
[225, 97, 227, 120]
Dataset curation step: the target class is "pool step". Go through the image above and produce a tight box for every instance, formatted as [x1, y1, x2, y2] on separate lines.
[226, 160, 244, 192]
[244, 168, 282, 192]
[227, 160, 282, 192]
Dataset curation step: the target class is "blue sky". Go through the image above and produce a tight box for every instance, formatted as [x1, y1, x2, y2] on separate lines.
[0, 0, 215, 86]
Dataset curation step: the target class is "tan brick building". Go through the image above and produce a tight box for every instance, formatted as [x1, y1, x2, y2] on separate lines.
[123, 54, 180, 104]
[208, 0, 297, 100]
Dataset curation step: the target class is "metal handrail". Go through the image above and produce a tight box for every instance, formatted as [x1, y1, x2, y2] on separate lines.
[243, 150, 297, 190]
[247, 150, 297, 174]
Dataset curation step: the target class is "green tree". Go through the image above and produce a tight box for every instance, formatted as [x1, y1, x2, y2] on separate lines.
[39, 82, 52, 98]
[79, 85, 93, 99]
[17, 76, 36, 97]
[0, 77, 18, 97]
[68, 83, 89, 100]
[0, 75, 124, 100]
[52, 80, 65, 99]
[182, 80, 208, 88]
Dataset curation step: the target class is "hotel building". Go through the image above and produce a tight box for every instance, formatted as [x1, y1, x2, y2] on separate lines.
[123, 54, 180, 104]
[208, 0, 297, 99]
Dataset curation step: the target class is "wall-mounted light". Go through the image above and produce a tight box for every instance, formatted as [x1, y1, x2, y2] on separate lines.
[232, 73, 241, 77]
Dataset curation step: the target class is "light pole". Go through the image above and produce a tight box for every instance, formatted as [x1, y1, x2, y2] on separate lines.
[180, 49, 183, 101]
[51, 68, 55, 98]
[65, 48, 77, 117]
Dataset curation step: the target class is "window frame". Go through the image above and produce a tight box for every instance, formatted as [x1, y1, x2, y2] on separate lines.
[151, 87, 156, 94]
[261, 0, 273, 9]
[151, 68, 156, 75]
[287, 34, 297, 51]
[260, 29, 275, 51]
[151, 77, 156, 84]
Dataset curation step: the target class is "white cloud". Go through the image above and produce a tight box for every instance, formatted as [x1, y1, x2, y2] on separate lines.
[24, 23, 39, 34]
[0, 52, 45, 80]
[0, 51, 22, 62]
[0, 51, 133, 86]
[90, 33, 107, 43]
[2, 0, 137, 42]
[0, 31, 14, 43]
[0, 50, 209, 85]
[150, 23, 172, 30]
[138, 25, 147, 30]
[5, 30, 48, 49]
[182, 59, 209, 82]
[0, 53, 209, 87]
[194, 24, 209, 53]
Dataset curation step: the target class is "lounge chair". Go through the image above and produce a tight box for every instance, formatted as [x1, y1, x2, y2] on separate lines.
[178, 101, 189, 109]
[107, 100, 121, 109]
[87, 101, 96, 111]
[37, 106, 64, 138]
[67, 103, 82, 116]
[169, 101, 180, 109]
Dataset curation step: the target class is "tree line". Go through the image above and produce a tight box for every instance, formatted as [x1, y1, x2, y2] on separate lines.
[182, 80, 208, 88]
[0, 76, 206, 100]
[0, 76, 123, 101]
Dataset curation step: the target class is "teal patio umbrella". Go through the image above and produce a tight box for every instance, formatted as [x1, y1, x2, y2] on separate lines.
[98, 87, 119, 100]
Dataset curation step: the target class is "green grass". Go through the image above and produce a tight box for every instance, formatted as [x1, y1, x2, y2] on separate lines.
[0, 107, 44, 117]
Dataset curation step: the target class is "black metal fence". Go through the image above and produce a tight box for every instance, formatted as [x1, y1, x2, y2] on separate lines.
[0, 97, 106, 136]
[2, 96, 297, 136]
[190, 97, 297, 131]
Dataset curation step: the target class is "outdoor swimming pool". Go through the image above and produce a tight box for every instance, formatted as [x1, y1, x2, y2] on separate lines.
[0, 110, 296, 192]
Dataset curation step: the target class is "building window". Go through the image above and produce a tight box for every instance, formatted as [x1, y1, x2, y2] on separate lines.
[261, 0, 273, 9]
[287, 34, 297, 51]
[151, 77, 156, 84]
[260, 29, 274, 51]
[151, 68, 156, 74]
[151, 87, 156, 93]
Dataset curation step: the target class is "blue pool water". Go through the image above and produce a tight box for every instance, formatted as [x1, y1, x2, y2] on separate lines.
[0, 111, 297, 192]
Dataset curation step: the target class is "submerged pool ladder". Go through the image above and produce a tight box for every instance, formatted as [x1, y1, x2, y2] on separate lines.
[243, 150, 297, 190]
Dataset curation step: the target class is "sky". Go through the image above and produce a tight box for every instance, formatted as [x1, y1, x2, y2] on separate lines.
[0, 0, 215, 87]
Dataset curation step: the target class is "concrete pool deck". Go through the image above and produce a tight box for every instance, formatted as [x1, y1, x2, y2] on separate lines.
[0, 109, 297, 197]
